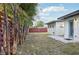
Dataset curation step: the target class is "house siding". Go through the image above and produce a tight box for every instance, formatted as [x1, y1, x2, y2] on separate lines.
[48, 23, 56, 35]
[47, 22, 64, 36]
[55, 22, 64, 35]
[64, 19, 71, 39]
[73, 15, 79, 40]
[64, 15, 79, 40]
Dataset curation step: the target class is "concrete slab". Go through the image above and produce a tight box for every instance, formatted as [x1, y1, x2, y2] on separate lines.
[48, 35, 79, 43]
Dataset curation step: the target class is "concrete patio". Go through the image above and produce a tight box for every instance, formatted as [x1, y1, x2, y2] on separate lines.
[48, 35, 79, 43]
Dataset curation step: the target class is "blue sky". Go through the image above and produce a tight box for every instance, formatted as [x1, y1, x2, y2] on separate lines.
[34, 3, 79, 24]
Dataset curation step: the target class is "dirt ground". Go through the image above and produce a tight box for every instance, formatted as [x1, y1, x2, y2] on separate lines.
[17, 33, 68, 55]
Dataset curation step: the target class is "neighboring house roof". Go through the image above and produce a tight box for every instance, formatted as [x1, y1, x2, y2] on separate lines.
[46, 20, 62, 25]
[58, 10, 79, 20]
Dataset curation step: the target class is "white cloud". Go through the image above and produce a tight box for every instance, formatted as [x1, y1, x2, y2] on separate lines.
[34, 5, 69, 23]
[42, 6, 68, 13]
[39, 12, 49, 16]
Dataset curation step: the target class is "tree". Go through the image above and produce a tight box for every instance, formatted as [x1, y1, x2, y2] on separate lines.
[35, 21, 44, 27]
[3, 3, 11, 55]
[19, 3, 38, 26]
[19, 3, 37, 18]
[19, 3, 38, 44]
[0, 3, 38, 55]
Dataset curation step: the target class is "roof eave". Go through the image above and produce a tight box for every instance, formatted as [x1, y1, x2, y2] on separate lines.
[58, 10, 79, 20]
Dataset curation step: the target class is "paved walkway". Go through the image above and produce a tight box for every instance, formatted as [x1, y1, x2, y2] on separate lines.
[48, 35, 79, 43]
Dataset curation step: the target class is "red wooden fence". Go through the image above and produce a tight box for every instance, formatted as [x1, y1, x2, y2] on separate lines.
[29, 27, 47, 32]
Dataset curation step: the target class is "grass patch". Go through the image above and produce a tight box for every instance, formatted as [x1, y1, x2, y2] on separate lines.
[62, 43, 79, 55]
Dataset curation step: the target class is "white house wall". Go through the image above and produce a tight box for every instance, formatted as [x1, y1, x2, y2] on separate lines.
[47, 22, 64, 36]
[64, 15, 79, 40]
[48, 24, 55, 35]
[73, 15, 79, 40]
[55, 22, 64, 36]
[48, 28, 54, 35]
[64, 20, 70, 39]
